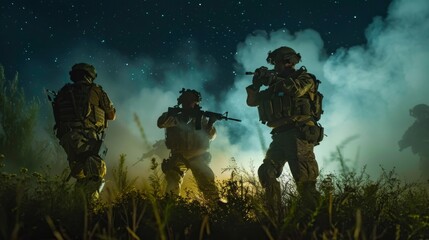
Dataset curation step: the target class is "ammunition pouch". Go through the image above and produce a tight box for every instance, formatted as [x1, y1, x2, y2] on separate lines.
[90, 105, 106, 129]
[92, 131, 108, 158]
[298, 123, 324, 145]
[165, 126, 210, 151]
[257, 93, 312, 126]
[161, 156, 186, 176]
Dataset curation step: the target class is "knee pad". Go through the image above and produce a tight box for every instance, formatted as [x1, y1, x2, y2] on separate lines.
[85, 155, 107, 178]
[258, 162, 279, 188]
[80, 176, 105, 194]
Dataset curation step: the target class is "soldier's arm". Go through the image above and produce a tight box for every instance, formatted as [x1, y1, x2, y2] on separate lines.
[246, 85, 259, 106]
[399, 123, 418, 150]
[157, 112, 178, 128]
[207, 126, 217, 140]
[202, 117, 217, 140]
[246, 86, 272, 106]
[99, 88, 116, 120]
[280, 72, 314, 97]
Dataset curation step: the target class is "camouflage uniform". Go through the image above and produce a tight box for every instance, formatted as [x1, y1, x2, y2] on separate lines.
[398, 104, 429, 180]
[246, 47, 322, 210]
[157, 89, 219, 202]
[54, 63, 116, 201]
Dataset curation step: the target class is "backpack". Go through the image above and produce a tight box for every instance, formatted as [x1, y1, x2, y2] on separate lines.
[53, 83, 93, 124]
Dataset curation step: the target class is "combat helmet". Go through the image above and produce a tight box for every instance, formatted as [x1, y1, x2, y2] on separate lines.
[69, 63, 97, 82]
[266, 46, 301, 65]
[177, 88, 202, 106]
[410, 104, 429, 119]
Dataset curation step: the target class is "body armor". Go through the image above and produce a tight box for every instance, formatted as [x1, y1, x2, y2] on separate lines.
[257, 91, 313, 127]
[256, 68, 317, 128]
[53, 82, 106, 136]
[165, 116, 210, 152]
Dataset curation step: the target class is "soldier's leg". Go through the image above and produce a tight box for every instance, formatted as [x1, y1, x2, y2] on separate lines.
[80, 154, 107, 202]
[188, 153, 219, 202]
[59, 130, 89, 198]
[287, 136, 320, 209]
[258, 162, 282, 208]
[161, 157, 186, 196]
[258, 133, 289, 213]
[419, 154, 429, 182]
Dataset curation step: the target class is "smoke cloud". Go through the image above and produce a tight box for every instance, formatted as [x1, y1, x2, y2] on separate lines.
[29, 0, 428, 183]
[226, 0, 429, 180]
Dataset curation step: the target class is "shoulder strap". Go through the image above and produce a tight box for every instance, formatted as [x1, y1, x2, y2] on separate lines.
[67, 84, 84, 123]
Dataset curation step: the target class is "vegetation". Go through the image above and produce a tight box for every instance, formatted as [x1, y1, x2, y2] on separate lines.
[0, 65, 42, 170]
[0, 155, 429, 239]
[1, 65, 429, 239]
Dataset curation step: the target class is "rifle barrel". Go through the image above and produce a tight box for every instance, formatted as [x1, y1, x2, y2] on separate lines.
[225, 117, 241, 122]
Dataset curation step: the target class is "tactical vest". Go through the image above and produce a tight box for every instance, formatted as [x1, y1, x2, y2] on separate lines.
[257, 67, 324, 127]
[165, 118, 210, 152]
[53, 82, 106, 133]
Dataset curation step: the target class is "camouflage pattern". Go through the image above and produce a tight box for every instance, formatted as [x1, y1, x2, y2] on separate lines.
[54, 82, 115, 137]
[246, 47, 321, 211]
[162, 152, 218, 202]
[258, 129, 319, 209]
[55, 63, 115, 202]
[59, 129, 107, 180]
[158, 107, 219, 202]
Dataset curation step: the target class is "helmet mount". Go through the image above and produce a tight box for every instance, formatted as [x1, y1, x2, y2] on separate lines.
[266, 46, 301, 66]
[69, 63, 97, 82]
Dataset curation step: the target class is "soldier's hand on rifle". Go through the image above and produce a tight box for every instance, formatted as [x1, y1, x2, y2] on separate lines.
[252, 66, 269, 89]
[167, 107, 181, 117]
[253, 66, 277, 88]
[207, 115, 217, 129]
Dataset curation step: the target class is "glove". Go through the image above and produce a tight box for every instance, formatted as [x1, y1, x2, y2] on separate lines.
[207, 115, 217, 129]
[167, 107, 181, 117]
[252, 66, 268, 88]
[253, 66, 277, 87]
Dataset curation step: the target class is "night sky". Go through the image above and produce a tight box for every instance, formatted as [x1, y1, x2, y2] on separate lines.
[1, 0, 429, 180]
[2, 0, 391, 93]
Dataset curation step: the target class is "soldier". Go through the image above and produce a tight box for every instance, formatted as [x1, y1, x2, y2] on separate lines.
[53, 63, 116, 202]
[398, 104, 429, 180]
[157, 89, 219, 203]
[245, 46, 324, 212]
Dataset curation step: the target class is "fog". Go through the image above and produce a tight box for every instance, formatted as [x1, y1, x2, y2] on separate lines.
[24, 0, 429, 183]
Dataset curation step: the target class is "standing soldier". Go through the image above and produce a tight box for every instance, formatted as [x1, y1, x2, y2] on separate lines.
[245, 46, 324, 212]
[157, 89, 219, 203]
[53, 63, 116, 202]
[398, 104, 429, 180]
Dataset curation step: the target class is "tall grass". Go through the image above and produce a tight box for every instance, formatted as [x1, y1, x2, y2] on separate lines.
[1, 154, 428, 239]
[1, 65, 428, 239]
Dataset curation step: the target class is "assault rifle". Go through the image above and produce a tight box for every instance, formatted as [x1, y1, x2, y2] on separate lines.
[167, 107, 241, 130]
[245, 67, 286, 87]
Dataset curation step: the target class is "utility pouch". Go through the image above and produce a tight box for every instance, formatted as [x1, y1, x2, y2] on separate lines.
[98, 140, 108, 159]
[299, 124, 324, 145]
[93, 105, 106, 128]
[271, 96, 283, 119]
[90, 139, 108, 158]
[293, 98, 311, 116]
